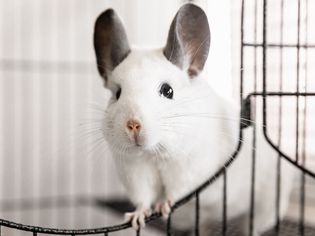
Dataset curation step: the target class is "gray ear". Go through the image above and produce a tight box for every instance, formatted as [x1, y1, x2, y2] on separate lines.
[94, 9, 130, 82]
[164, 4, 210, 78]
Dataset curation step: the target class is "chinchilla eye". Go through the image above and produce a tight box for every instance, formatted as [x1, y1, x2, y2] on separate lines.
[159, 83, 173, 99]
[116, 87, 121, 100]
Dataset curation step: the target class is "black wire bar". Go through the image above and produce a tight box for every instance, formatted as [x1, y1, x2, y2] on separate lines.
[248, 0, 258, 234]
[248, 60, 257, 236]
[296, 0, 301, 165]
[166, 212, 172, 236]
[222, 171, 227, 236]
[195, 193, 200, 236]
[243, 43, 315, 48]
[299, 0, 309, 235]
[275, 0, 285, 234]
[296, 0, 304, 235]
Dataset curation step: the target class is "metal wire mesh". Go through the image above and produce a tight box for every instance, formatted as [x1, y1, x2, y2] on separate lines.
[243, 0, 315, 236]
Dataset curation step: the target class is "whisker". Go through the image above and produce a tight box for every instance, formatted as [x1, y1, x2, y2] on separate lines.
[160, 119, 256, 129]
[160, 113, 261, 127]
[87, 136, 106, 156]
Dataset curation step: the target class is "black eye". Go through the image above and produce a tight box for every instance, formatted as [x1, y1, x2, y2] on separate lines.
[116, 88, 121, 100]
[159, 83, 174, 99]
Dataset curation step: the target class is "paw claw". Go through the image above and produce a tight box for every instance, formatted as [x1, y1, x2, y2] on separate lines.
[154, 199, 174, 219]
[124, 208, 151, 230]
[154, 202, 162, 212]
[132, 215, 139, 230]
[144, 209, 152, 217]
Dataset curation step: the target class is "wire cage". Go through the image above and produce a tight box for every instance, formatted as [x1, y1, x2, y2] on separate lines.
[1, 0, 315, 235]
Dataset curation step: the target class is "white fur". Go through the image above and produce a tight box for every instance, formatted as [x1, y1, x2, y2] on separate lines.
[101, 49, 296, 235]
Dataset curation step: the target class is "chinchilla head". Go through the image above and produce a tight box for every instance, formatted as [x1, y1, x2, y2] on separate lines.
[94, 4, 212, 158]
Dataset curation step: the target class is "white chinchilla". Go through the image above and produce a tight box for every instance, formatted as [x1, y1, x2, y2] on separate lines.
[93, 4, 296, 236]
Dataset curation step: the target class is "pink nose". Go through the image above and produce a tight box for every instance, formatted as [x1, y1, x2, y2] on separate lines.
[126, 119, 141, 134]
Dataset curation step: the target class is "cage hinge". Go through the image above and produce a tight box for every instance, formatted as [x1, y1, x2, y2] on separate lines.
[240, 97, 252, 129]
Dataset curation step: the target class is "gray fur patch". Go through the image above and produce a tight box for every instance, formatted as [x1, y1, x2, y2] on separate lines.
[163, 4, 210, 78]
[94, 9, 130, 82]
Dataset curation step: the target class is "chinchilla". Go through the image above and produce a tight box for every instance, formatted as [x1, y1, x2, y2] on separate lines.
[93, 4, 296, 235]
